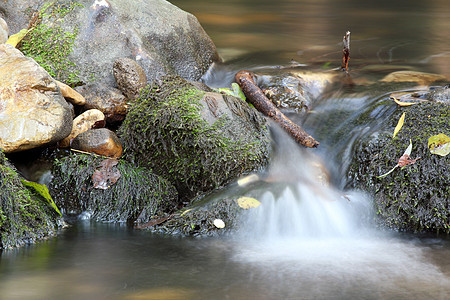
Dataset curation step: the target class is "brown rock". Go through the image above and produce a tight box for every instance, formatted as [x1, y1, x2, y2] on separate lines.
[380, 71, 447, 86]
[0, 44, 72, 153]
[59, 109, 105, 148]
[113, 58, 147, 100]
[71, 128, 123, 158]
[0, 17, 8, 44]
[75, 83, 128, 123]
[55, 80, 86, 105]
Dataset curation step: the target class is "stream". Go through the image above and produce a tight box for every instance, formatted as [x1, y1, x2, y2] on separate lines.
[1, 0, 450, 299]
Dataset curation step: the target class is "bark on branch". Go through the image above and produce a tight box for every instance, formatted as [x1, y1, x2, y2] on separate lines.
[235, 70, 319, 148]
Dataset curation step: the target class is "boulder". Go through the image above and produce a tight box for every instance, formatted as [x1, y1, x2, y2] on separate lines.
[347, 102, 450, 233]
[118, 76, 271, 201]
[0, 17, 8, 43]
[75, 83, 128, 124]
[71, 128, 123, 158]
[113, 57, 147, 100]
[49, 153, 178, 224]
[5, 0, 220, 86]
[59, 109, 105, 148]
[0, 151, 62, 249]
[0, 44, 72, 153]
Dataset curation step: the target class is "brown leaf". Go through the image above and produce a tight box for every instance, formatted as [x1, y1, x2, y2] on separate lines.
[92, 158, 121, 189]
[135, 214, 175, 229]
[398, 154, 420, 167]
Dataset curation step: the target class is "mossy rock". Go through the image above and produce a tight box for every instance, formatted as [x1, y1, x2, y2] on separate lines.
[348, 102, 450, 233]
[0, 151, 62, 249]
[49, 153, 178, 225]
[118, 76, 271, 201]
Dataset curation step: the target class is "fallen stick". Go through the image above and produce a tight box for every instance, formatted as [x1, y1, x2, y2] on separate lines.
[341, 31, 350, 72]
[235, 70, 319, 148]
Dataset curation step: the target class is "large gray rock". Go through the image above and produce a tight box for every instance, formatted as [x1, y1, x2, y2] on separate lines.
[1, 0, 220, 86]
[0, 44, 72, 153]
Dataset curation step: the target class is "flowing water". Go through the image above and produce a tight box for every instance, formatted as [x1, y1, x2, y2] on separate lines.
[1, 0, 450, 299]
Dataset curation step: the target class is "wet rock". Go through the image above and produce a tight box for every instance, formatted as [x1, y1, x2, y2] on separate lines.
[118, 75, 271, 201]
[59, 109, 105, 148]
[348, 102, 450, 233]
[0, 151, 62, 249]
[55, 80, 86, 106]
[50, 153, 178, 224]
[3, 0, 220, 86]
[380, 71, 447, 86]
[71, 128, 123, 158]
[75, 83, 128, 124]
[0, 17, 8, 44]
[113, 58, 147, 100]
[0, 44, 72, 153]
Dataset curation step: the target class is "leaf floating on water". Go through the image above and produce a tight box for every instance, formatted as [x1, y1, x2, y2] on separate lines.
[428, 133, 450, 156]
[6, 29, 31, 47]
[390, 96, 418, 107]
[393, 112, 406, 138]
[21, 180, 62, 216]
[213, 219, 225, 229]
[237, 197, 261, 209]
[92, 158, 121, 189]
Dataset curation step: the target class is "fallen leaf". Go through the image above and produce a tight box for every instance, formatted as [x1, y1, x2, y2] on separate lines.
[390, 96, 418, 107]
[213, 219, 225, 229]
[377, 140, 420, 178]
[393, 112, 406, 138]
[135, 214, 174, 229]
[92, 158, 121, 189]
[6, 28, 30, 47]
[21, 180, 62, 216]
[237, 174, 259, 187]
[428, 133, 450, 156]
[237, 197, 261, 209]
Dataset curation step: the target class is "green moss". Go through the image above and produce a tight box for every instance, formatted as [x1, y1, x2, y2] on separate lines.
[348, 102, 450, 233]
[0, 152, 60, 249]
[50, 153, 178, 225]
[19, 1, 83, 86]
[118, 76, 270, 201]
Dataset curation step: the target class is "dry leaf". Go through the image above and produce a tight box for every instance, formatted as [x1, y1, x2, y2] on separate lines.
[237, 174, 259, 186]
[428, 133, 450, 157]
[377, 140, 420, 178]
[390, 96, 418, 107]
[393, 112, 406, 138]
[237, 197, 261, 209]
[92, 158, 121, 189]
[213, 219, 225, 229]
[6, 29, 30, 47]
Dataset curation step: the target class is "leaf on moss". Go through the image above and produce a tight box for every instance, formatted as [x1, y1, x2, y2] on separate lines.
[428, 133, 450, 156]
[390, 96, 418, 107]
[237, 196, 261, 209]
[213, 219, 225, 229]
[92, 158, 121, 189]
[393, 112, 406, 138]
[215, 83, 246, 101]
[377, 140, 420, 178]
[6, 29, 31, 47]
[237, 174, 260, 187]
[21, 179, 62, 216]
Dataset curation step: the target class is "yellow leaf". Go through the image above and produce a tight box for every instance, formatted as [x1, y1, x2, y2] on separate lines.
[213, 219, 225, 229]
[180, 209, 192, 216]
[428, 133, 450, 156]
[237, 174, 259, 187]
[390, 96, 417, 107]
[393, 112, 406, 138]
[6, 29, 30, 48]
[237, 197, 261, 209]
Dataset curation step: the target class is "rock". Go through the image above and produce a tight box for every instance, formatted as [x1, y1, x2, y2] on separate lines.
[5, 0, 220, 86]
[113, 57, 147, 100]
[0, 44, 72, 153]
[118, 76, 271, 201]
[380, 71, 447, 86]
[348, 102, 450, 233]
[75, 83, 128, 123]
[0, 152, 62, 249]
[71, 128, 123, 158]
[55, 80, 86, 105]
[0, 17, 8, 44]
[50, 153, 178, 224]
[59, 109, 105, 148]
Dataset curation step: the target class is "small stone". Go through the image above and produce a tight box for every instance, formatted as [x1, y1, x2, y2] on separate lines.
[0, 17, 8, 44]
[59, 109, 105, 148]
[56, 80, 86, 105]
[113, 57, 147, 100]
[75, 83, 128, 124]
[71, 128, 123, 158]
